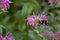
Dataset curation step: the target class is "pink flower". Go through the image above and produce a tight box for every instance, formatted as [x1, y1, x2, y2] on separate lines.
[43, 30, 55, 38]
[27, 14, 48, 28]
[48, 0, 60, 5]
[0, 34, 14, 40]
[36, 14, 48, 20]
[48, 0, 54, 5]
[27, 15, 35, 26]
[43, 30, 60, 40]
[56, 0, 60, 2]
[0, 34, 3, 40]
[0, 3, 4, 9]
[56, 30, 60, 40]
[0, 0, 12, 10]
[27, 15, 39, 28]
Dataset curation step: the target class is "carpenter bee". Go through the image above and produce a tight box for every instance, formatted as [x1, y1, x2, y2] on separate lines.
[39, 20, 47, 25]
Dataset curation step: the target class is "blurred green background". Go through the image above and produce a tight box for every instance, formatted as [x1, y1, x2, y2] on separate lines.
[0, 0, 60, 40]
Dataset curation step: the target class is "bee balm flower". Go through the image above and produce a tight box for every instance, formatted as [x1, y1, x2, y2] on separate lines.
[0, 34, 14, 40]
[0, 0, 12, 10]
[27, 14, 48, 28]
[48, 0, 54, 5]
[56, 0, 60, 2]
[48, 0, 60, 5]
[43, 30, 60, 40]
[43, 30, 55, 38]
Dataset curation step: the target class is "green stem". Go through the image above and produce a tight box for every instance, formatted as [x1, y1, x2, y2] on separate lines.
[25, 24, 29, 40]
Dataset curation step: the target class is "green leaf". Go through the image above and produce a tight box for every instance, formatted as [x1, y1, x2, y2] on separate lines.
[21, 0, 40, 18]
[2, 15, 10, 25]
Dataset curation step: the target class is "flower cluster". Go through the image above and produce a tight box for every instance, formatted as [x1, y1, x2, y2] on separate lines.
[0, 34, 14, 40]
[43, 30, 60, 40]
[0, 0, 12, 10]
[27, 14, 48, 28]
[49, 0, 60, 5]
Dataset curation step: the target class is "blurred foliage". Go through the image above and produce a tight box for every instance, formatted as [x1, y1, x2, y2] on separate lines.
[0, 0, 60, 40]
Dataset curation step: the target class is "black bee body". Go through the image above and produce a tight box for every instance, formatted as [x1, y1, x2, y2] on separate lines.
[39, 20, 47, 25]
